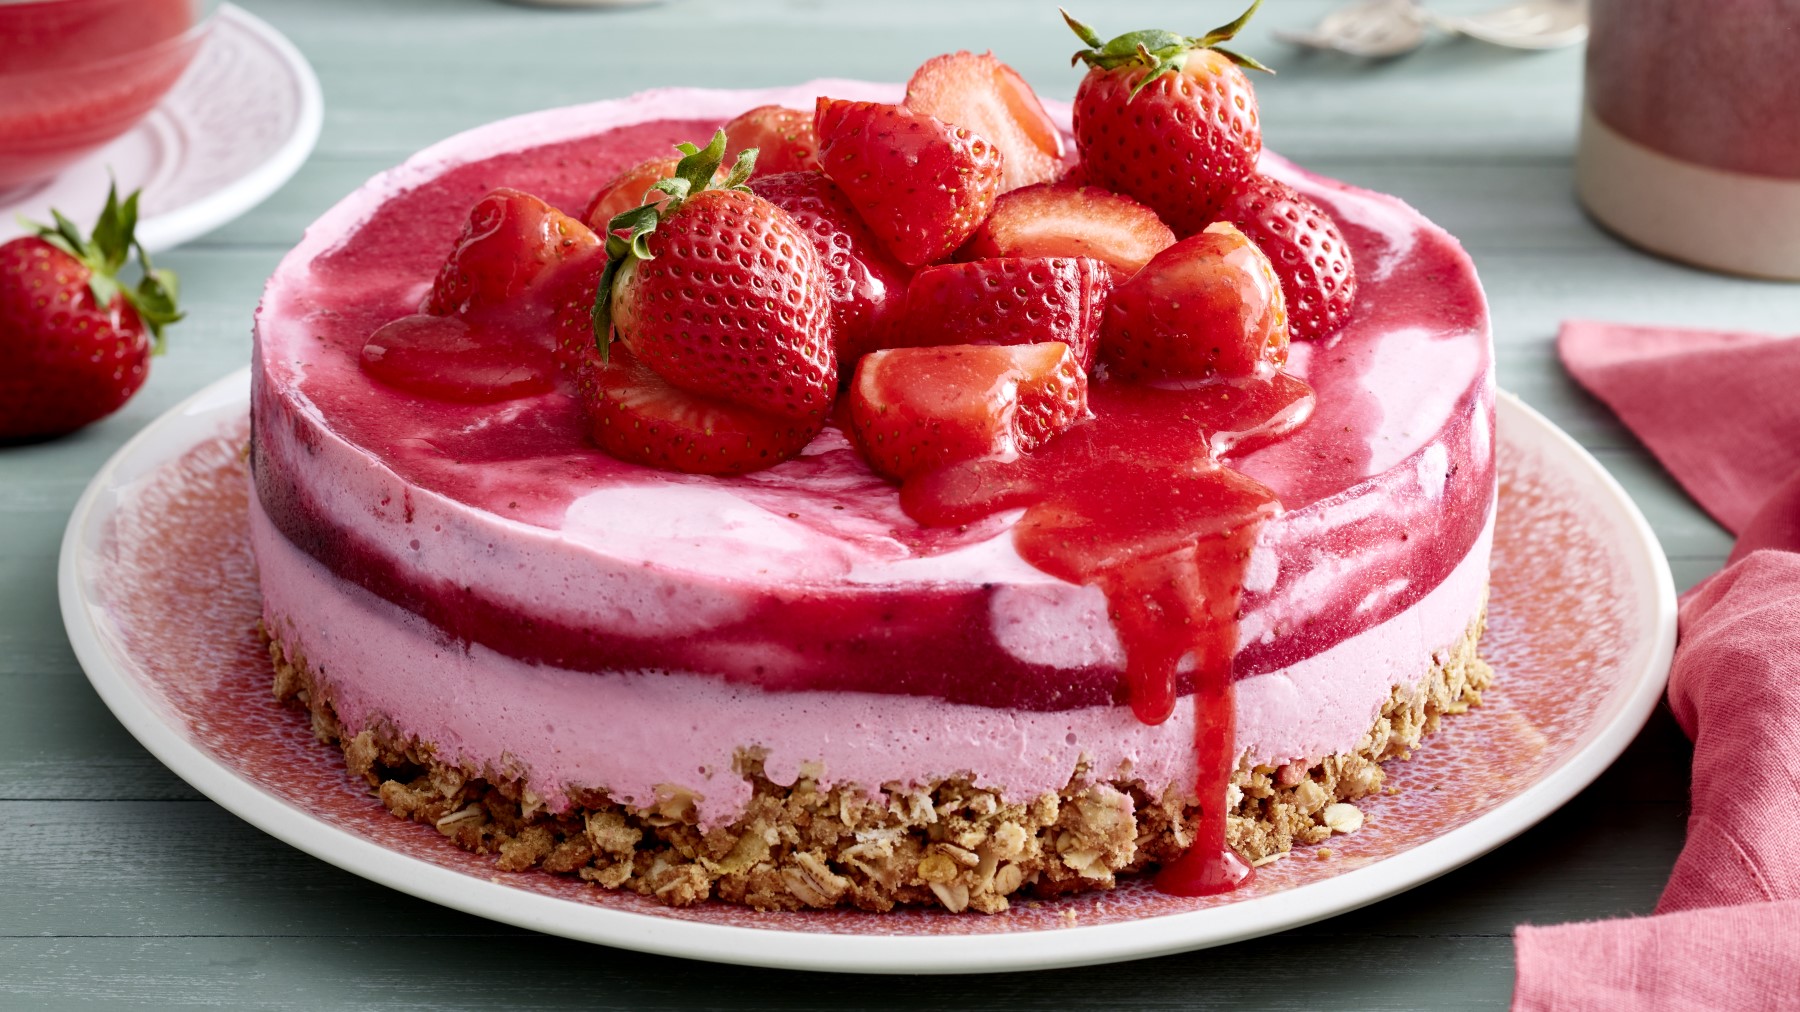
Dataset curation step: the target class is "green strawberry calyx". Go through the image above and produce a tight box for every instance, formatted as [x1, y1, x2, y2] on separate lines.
[590, 129, 758, 358]
[1062, 0, 1272, 98]
[24, 183, 182, 353]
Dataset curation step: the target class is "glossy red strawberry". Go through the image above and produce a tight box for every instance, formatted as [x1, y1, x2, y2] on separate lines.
[584, 156, 680, 233]
[569, 341, 821, 476]
[905, 51, 1064, 192]
[597, 131, 837, 424]
[0, 186, 180, 440]
[960, 183, 1175, 280]
[850, 341, 1087, 481]
[813, 98, 1004, 268]
[366, 188, 602, 403]
[748, 169, 913, 368]
[1219, 174, 1358, 341]
[1101, 222, 1288, 381]
[423, 188, 600, 316]
[721, 105, 822, 178]
[895, 256, 1109, 370]
[1064, 3, 1270, 236]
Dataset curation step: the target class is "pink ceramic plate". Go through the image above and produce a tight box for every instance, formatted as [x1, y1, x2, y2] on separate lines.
[58, 369, 1675, 974]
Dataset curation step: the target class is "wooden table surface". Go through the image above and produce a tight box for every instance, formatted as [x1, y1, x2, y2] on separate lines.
[4, 0, 1794, 1007]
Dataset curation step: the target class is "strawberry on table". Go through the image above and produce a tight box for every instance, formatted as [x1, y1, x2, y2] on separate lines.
[721, 105, 822, 178]
[749, 169, 913, 369]
[905, 51, 1064, 192]
[960, 183, 1175, 280]
[1100, 222, 1288, 381]
[1064, 2, 1271, 236]
[0, 185, 180, 441]
[1219, 174, 1358, 341]
[813, 98, 1004, 268]
[850, 341, 1088, 481]
[895, 256, 1109, 370]
[595, 130, 837, 423]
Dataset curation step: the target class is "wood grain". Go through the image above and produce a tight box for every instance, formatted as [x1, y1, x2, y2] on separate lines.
[6, 0, 1792, 1005]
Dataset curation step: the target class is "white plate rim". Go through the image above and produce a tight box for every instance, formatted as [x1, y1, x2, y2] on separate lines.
[58, 368, 1677, 975]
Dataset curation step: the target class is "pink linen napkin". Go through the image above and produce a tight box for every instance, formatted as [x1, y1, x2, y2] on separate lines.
[1511, 321, 1800, 1010]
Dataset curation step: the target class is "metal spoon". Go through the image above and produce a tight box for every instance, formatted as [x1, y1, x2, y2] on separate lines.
[1428, 0, 1589, 50]
[1274, 0, 1431, 58]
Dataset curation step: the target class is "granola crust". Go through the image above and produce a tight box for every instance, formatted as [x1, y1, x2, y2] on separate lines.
[268, 604, 1490, 913]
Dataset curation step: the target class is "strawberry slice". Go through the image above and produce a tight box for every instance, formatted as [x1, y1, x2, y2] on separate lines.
[813, 98, 1004, 268]
[894, 256, 1109, 370]
[960, 184, 1175, 280]
[361, 314, 558, 403]
[905, 51, 1063, 192]
[1218, 175, 1358, 341]
[721, 105, 822, 178]
[570, 342, 822, 476]
[849, 342, 1088, 481]
[749, 169, 913, 368]
[423, 188, 599, 316]
[1100, 222, 1289, 382]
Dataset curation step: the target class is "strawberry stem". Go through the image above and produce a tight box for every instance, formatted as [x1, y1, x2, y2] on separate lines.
[1063, 0, 1272, 95]
[591, 130, 759, 358]
[23, 182, 181, 352]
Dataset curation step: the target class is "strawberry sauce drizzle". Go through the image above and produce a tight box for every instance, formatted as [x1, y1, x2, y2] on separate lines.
[901, 372, 1315, 895]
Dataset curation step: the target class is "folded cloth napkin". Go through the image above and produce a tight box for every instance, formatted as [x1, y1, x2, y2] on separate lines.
[1511, 321, 1800, 1010]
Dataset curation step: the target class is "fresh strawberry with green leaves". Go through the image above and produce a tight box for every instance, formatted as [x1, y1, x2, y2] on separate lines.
[594, 130, 837, 422]
[1063, 2, 1271, 236]
[1100, 222, 1288, 381]
[959, 183, 1175, 280]
[1218, 174, 1358, 341]
[905, 51, 1064, 192]
[721, 105, 822, 178]
[566, 340, 822, 476]
[748, 169, 913, 367]
[813, 98, 1004, 268]
[895, 256, 1109, 370]
[423, 188, 600, 316]
[850, 341, 1088, 481]
[0, 185, 180, 441]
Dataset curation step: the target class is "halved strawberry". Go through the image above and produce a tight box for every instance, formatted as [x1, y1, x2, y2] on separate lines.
[423, 188, 600, 316]
[849, 342, 1087, 481]
[721, 105, 821, 178]
[1218, 175, 1358, 341]
[598, 132, 837, 424]
[905, 51, 1063, 192]
[1100, 222, 1288, 381]
[749, 169, 913, 368]
[583, 156, 695, 233]
[894, 257, 1109, 370]
[570, 342, 822, 476]
[960, 184, 1175, 280]
[361, 314, 558, 403]
[813, 98, 1004, 268]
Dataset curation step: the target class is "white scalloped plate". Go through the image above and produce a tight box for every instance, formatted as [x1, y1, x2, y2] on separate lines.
[59, 368, 1675, 974]
[0, 4, 321, 253]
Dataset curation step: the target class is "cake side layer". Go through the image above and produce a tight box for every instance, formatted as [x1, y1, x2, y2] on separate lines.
[269, 612, 1490, 912]
[252, 488, 1493, 829]
[249, 84, 1495, 704]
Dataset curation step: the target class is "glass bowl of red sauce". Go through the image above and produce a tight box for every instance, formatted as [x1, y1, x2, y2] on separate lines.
[0, 0, 210, 196]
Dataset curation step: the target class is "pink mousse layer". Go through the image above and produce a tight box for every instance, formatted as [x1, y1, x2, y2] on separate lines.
[254, 492, 1493, 827]
[250, 82, 1494, 710]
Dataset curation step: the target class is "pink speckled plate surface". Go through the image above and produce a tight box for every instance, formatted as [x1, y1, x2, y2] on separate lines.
[59, 369, 1675, 974]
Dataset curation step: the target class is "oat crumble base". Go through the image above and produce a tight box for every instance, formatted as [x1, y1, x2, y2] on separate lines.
[268, 603, 1490, 914]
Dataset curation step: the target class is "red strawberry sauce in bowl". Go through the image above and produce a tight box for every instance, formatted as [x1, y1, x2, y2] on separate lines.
[250, 83, 1495, 893]
[0, 0, 206, 194]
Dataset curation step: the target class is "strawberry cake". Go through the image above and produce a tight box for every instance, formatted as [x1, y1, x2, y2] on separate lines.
[251, 11, 1494, 912]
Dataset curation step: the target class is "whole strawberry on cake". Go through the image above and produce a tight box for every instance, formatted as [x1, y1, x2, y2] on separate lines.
[251, 1, 1494, 912]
